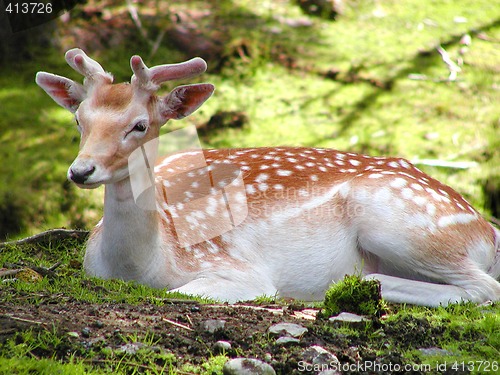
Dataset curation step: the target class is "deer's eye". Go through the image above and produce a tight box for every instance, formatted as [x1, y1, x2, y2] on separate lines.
[132, 121, 147, 132]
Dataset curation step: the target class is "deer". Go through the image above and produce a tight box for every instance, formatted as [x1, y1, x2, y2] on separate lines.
[36, 48, 500, 306]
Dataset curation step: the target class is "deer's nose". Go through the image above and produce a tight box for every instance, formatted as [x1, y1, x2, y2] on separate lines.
[69, 162, 96, 184]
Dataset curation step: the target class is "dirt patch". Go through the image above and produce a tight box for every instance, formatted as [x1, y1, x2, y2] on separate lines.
[0, 299, 442, 374]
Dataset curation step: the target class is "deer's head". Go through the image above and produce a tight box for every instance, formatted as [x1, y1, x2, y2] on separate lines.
[36, 48, 214, 188]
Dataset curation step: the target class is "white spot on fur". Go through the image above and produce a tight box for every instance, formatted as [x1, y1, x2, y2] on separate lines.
[277, 170, 293, 177]
[438, 213, 477, 227]
[401, 188, 414, 199]
[426, 203, 436, 216]
[245, 184, 256, 195]
[349, 159, 361, 166]
[411, 183, 423, 191]
[413, 196, 427, 206]
[255, 173, 269, 183]
[399, 159, 411, 169]
[258, 183, 269, 192]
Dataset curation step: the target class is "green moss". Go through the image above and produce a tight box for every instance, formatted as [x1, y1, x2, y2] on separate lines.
[321, 274, 384, 317]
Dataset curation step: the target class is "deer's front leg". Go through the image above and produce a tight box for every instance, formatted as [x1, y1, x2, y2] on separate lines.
[170, 270, 277, 303]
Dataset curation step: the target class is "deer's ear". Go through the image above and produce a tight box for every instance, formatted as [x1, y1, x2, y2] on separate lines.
[159, 83, 214, 122]
[35, 72, 86, 113]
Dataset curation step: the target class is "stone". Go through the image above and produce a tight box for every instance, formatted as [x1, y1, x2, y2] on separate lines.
[328, 312, 368, 328]
[275, 336, 300, 345]
[81, 327, 91, 338]
[201, 319, 226, 333]
[301, 345, 340, 370]
[117, 342, 145, 355]
[213, 340, 232, 353]
[419, 347, 454, 356]
[268, 322, 308, 338]
[318, 370, 342, 375]
[223, 358, 276, 375]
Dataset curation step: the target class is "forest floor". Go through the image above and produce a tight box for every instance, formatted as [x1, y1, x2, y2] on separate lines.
[0, 233, 499, 374]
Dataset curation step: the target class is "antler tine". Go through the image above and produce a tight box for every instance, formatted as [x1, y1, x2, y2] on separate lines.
[131, 55, 207, 91]
[65, 48, 113, 84]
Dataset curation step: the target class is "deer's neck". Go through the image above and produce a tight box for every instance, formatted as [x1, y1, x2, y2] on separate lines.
[96, 178, 176, 287]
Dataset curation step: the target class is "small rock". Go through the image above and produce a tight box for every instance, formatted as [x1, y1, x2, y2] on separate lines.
[117, 342, 145, 355]
[17, 268, 43, 283]
[94, 320, 105, 328]
[329, 312, 368, 328]
[202, 319, 226, 333]
[275, 336, 300, 345]
[302, 346, 340, 372]
[318, 371, 342, 375]
[213, 340, 232, 353]
[268, 322, 308, 338]
[263, 353, 273, 363]
[419, 347, 454, 356]
[223, 358, 276, 375]
[81, 327, 91, 338]
[86, 336, 105, 347]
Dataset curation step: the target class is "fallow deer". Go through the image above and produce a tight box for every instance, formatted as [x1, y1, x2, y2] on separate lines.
[36, 49, 500, 306]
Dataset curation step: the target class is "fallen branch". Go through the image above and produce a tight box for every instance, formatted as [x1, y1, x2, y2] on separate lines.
[1, 314, 44, 325]
[490, 216, 500, 228]
[437, 45, 461, 81]
[0, 229, 89, 250]
[0, 269, 22, 278]
[162, 318, 193, 331]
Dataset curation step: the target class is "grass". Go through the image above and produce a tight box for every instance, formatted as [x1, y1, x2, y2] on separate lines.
[1, 237, 499, 373]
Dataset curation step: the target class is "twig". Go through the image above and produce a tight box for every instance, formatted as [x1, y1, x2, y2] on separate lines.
[1, 314, 44, 325]
[0, 229, 89, 250]
[126, 0, 150, 43]
[489, 216, 500, 228]
[30, 262, 63, 277]
[149, 29, 167, 59]
[0, 269, 22, 278]
[162, 318, 193, 331]
[436, 45, 461, 81]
